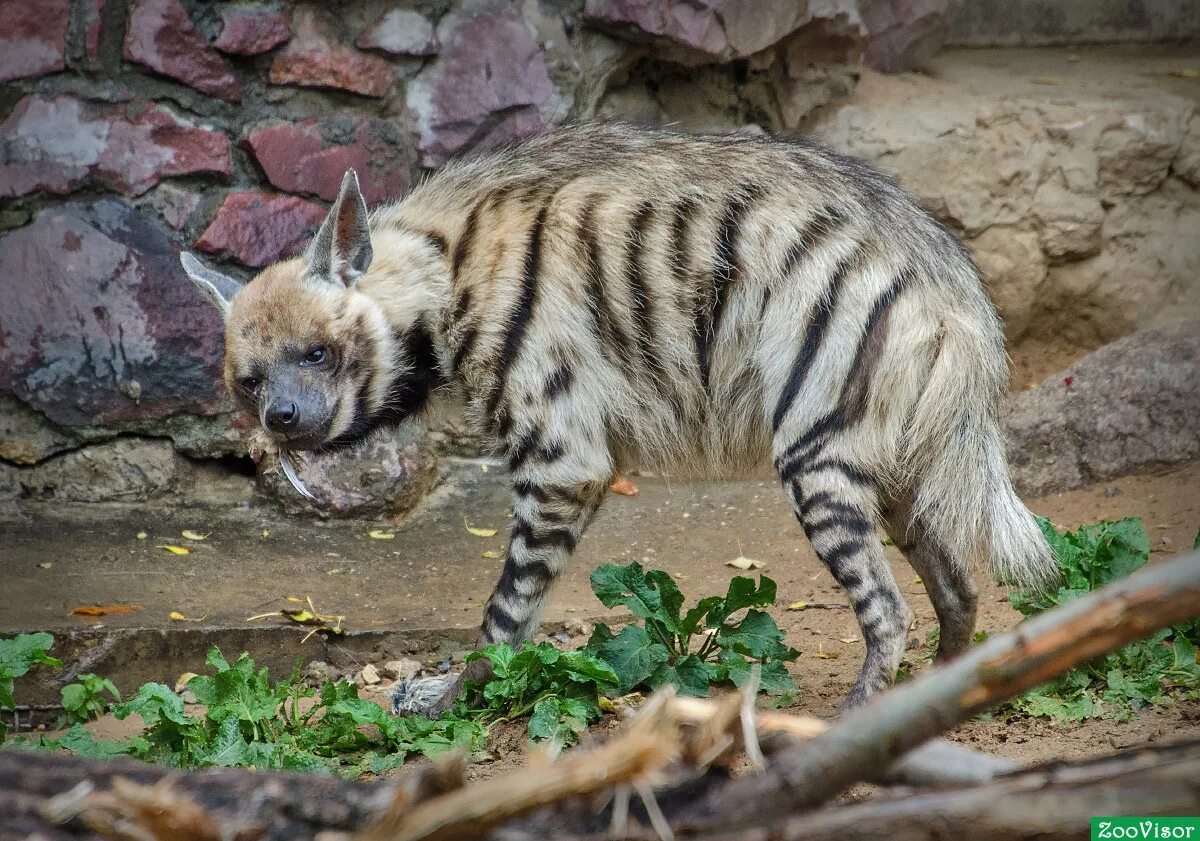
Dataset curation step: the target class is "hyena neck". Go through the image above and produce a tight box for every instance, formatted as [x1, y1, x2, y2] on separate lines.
[324, 228, 453, 448]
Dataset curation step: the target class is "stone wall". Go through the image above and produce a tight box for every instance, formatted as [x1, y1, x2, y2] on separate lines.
[0, 0, 946, 507]
[946, 0, 1200, 47]
[1, 0, 1195, 509]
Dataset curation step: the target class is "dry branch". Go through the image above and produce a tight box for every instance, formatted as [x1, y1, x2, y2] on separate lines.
[682, 549, 1200, 828]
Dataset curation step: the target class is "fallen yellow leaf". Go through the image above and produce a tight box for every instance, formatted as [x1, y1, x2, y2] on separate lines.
[181, 530, 210, 541]
[286, 596, 302, 603]
[480, 463, 489, 473]
[38, 562, 52, 570]
[609, 476, 640, 496]
[839, 637, 859, 644]
[912, 576, 923, 585]
[481, 550, 501, 559]
[787, 600, 808, 611]
[136, 531, 148, 540]
[464, 517, 499, 538]
[368, 529, 396, 540]
[175, 672, 199, 693]
[71, 604, 139, 617]
[726, 556, 762, 570]
[156, 544, 190, 555]
[812, 646, 839, 660]
[169, 611, 187, 621]
[1169, 68, 1199, 78]
[261, 529, 270, 537]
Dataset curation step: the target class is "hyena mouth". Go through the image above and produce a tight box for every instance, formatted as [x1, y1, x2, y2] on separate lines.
[279, 450, 318, 501]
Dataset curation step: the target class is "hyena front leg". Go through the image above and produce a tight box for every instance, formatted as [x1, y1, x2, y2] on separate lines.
[882, 492, 978, 663]
[400, 441, 611, 718]
[776, 440, 913, 711]
[480, 477, 609, 645]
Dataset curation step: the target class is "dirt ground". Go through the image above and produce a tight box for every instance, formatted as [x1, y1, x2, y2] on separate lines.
[8, 459, 1199, 778]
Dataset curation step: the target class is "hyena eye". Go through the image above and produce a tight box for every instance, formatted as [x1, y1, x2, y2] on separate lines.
[301, 346, 328, 367]
[238, 376, 261, 394]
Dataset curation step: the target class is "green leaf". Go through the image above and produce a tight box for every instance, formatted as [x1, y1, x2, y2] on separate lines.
[669, 655, 711, 697]
[53, 724, 132, 760]
[586, 624, 670, 693]
[589, 562, 679, 633]
[0, 632, 61, 710]
[716, 610, 798, 661]
[60, 684, 87, 714]
[679, 596, 724, 640]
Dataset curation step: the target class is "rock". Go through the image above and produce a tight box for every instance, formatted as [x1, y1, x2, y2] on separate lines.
[583, 0, 810, 62]
[814, 53, 1200, 344]
[861, 0, 947, 72]
[303, 660, 338, 686]
[245, 117, 413, 205]
[124, 0, 241, 101]
[269, 9, 392, 98]
[195, 191, 327, 268]
[380, 658, 422, 681]
[0, 0, 69, 82]
[148, 184, 203, 230]
[356, 9, 438, 56]
[359, 664, 381, 685]
[257, 423, 438, 518]
[1005, 323, 1200, 496]
[0, 395, 76, 465]
[7, 438, 179, 502]
[1096, 107, 1189, 198]
[0, 201, 227, 429]
[212, 3, 291, 56]
[1031, 172, 1104, 261]
[1175, 114, 1200, 189]
[0, 95, 232, 198]
[967, 226, 1046, 342]
[408, 6, 554, 167]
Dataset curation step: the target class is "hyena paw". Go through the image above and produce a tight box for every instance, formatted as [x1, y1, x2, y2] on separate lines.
[388, 674, 458, 717]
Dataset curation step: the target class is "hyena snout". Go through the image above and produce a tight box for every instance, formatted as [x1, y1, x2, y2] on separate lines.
[264, 400, 299, 433]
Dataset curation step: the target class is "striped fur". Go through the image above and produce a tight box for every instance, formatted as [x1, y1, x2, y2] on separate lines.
[182, 124, 1055, 712]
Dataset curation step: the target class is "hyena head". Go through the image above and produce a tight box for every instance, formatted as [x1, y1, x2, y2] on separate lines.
[181, 170, 443, 452]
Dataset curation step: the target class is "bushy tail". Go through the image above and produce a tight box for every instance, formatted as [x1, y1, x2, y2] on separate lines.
[901, 312, 1057, 589]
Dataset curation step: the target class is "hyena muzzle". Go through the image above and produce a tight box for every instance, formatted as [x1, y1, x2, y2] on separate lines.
[182, 123, 1055, 714]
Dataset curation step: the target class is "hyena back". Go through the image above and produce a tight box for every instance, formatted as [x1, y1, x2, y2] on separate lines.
[183, 123, 1055, 711]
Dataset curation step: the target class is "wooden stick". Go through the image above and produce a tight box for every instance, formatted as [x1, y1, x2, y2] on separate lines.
[687, 549, 1200, 826]
[355, 688, 681, 841]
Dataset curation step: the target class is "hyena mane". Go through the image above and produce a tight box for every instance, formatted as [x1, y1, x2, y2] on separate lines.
[183, 122, 1055, 713]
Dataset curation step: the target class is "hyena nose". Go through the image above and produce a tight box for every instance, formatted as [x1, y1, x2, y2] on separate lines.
[265, 401, 299, 432]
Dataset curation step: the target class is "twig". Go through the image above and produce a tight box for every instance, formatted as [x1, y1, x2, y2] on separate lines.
[355, 688, 681, 841]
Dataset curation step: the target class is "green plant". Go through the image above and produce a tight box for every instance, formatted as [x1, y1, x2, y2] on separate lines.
[0, 633, 62, 740]
[458, 642, 620, 749]
[61, 674, 120, 725]
[1002, 517, 1200, 722]
[582, 562, 799, 697]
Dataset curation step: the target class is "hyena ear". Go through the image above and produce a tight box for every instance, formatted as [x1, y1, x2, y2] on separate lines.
[307, 169, 373, 286]
[180, 251, 243, 320]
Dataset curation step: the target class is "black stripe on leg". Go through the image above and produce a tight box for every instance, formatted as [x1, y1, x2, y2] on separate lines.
[496, 557, 556, 597]
[709, 188, 760, 338]
[804, 510, 874, 540]
[772, 244, 865, 432]
[484, 202, 550, 422]
[451, 324, 479, 376]
[799, 459, 874, 486]
[483, 603, 519, 638]
[799, 490, 834, 519]
[512, 518, 577, 552]
[626, 200, 662, 379]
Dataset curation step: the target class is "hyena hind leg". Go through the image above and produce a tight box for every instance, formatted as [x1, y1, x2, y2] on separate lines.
[882, 493, 979, 663]
[778, 448, 913, 711]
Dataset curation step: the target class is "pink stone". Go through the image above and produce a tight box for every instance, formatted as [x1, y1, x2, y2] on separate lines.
[213, 3, 291, 56]
[0, 95, 232, 198]
[83, 0, 106, 70]
[124, 0, 241, 101]
[408, 7, 553, 167]
[0, 0, 69, 82]
[862, 0, 947, 72]
[0, 200, 227, 428]
[245, 117, 412, 205]
[196, 191, 327, 268]
[582, 0, 811, 61]
[269, 9, 393, 97]
[356, 8, 438, 56]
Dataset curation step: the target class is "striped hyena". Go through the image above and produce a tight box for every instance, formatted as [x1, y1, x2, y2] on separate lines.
[182, 123, 1055, 714]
